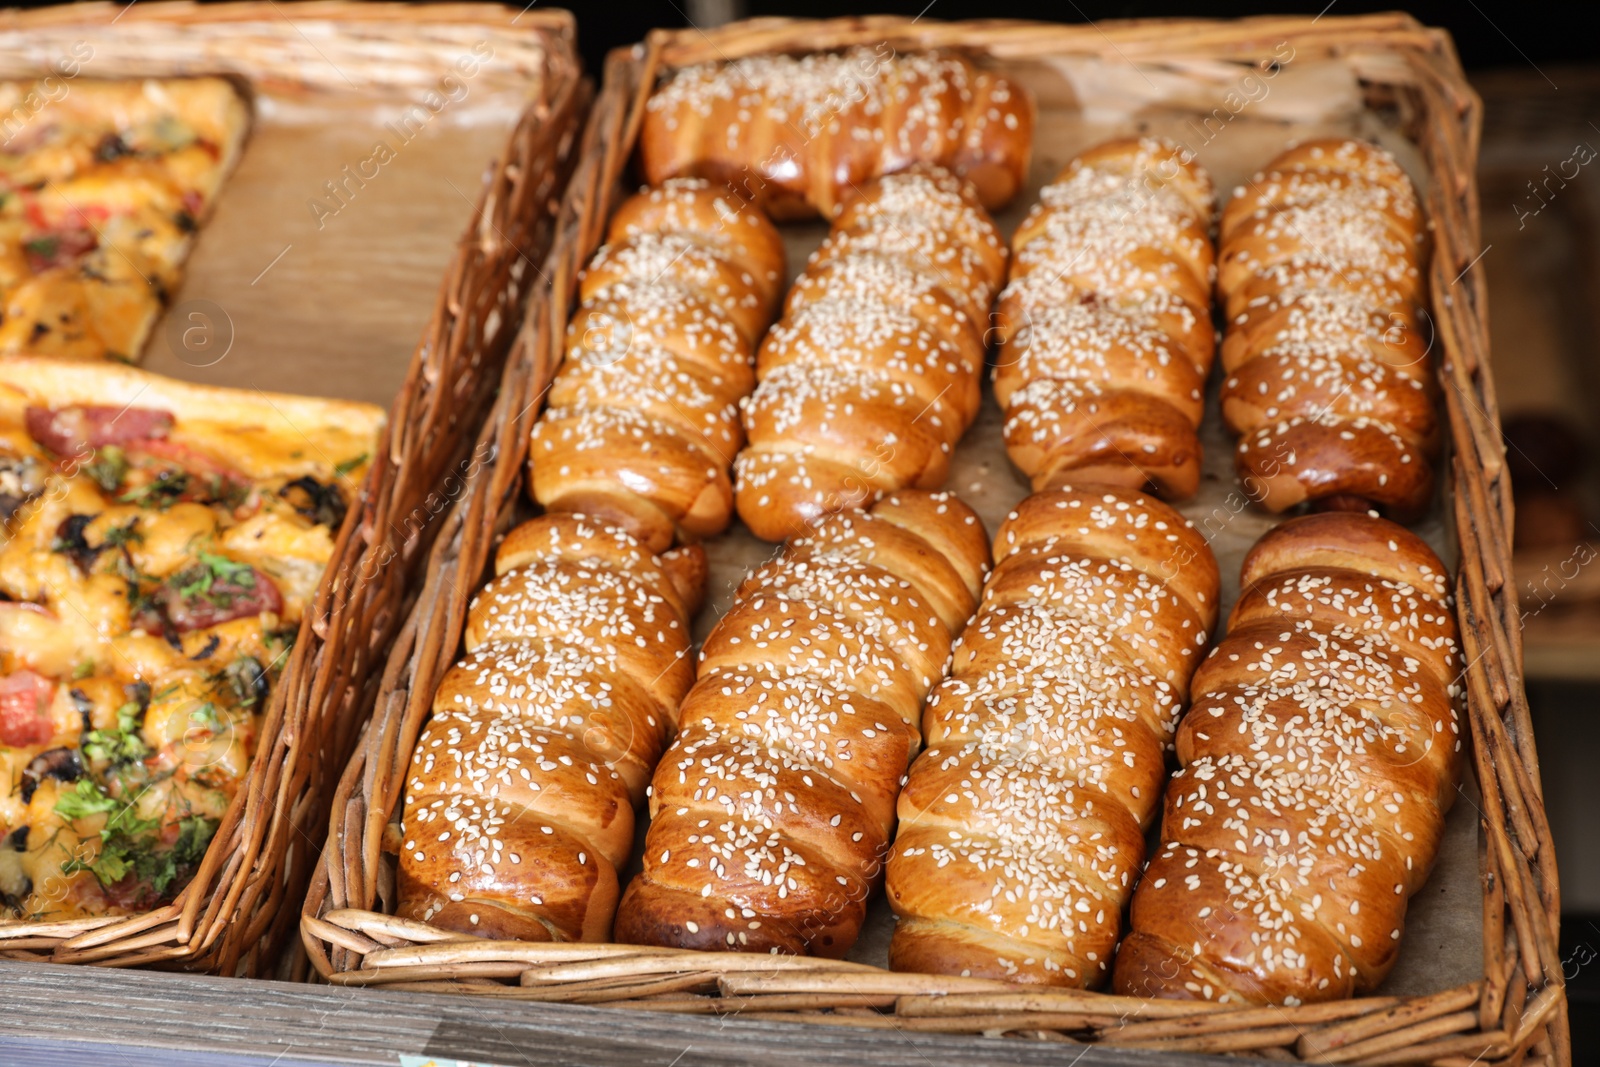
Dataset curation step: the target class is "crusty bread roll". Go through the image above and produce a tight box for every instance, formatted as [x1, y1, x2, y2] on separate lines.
[639, 49, 1032, 219]
[531, 179, 785, 552]
[396, 515, 702, 942]
[614, 490, 989, 957]
[734, 167, 1006, 542]
[1113, 512, 1462, 1004]
[1218, 139, 1437, 520]
[886, 487, 1219, 985]
[993, 138, 1217, 500]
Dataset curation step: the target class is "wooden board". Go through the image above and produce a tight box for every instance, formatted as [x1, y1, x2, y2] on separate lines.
[140, 90, 524, 408]
[0, 961, 1239, 1067]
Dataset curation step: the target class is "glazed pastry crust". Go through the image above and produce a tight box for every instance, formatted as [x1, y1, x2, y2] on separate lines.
[886, 486, 1220, 986]
[639, 49, 1032, 218]
[615, 490, 989, 958]
[1113, 512, 1463, 1005]
[1217, 139, 1436, 520]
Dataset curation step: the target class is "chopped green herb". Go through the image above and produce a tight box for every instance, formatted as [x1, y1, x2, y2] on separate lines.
[207, 474, 250, 510]
[53, 779, 118, 820]
[60, 783, 216, 897]
[173, 817, 216, 867]
[102, 519, 142, 548]
[78, 844, 132, 885]
[173, 551, 255, 601]
[82, 700, 150, 767]
[82, 446, 128, 493]
[128, 583, 164, 628]
[185, 702, 222, 732]
[71, 661, 96, 681]
[334, 452, 368, 477]
[24, 236, 58, 260]
[118, 470, 189, 508]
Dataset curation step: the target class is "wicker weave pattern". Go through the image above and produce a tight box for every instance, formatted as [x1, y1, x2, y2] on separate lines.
[0, 2, 553, 92]
[0, 1, 585, 978]
[303, 15, 1568, 1064]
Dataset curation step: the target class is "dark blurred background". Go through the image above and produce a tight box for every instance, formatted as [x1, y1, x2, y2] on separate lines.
[573, 0, 1597, 73]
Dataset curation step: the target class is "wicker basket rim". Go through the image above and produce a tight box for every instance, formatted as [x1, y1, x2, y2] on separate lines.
[0, 1, 573, 34]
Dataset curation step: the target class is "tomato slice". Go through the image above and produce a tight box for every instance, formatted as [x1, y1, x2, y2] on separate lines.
[0, 671, 56, 748]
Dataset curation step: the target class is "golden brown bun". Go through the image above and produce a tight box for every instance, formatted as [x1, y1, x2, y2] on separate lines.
[1238, 510, 1451, 601]
[607, 181, 787, 297]
[1217, 139, 1436, 520]
[886, 486, 1220, 987]
[639, 49, 1033, 218]
[1112, 511, 1463, 1005]
[531, 180, 784, 552]
[397, 515, 695, 943]
[994, 138, 1217, 500]
[615, 491, 989, 958]
[735, 168, 1005, 542]
[659, 543, 709, 618]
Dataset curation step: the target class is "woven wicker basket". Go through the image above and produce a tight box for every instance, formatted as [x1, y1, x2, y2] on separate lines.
[303, 14, 1569, 1064]
[0, 1, 586, 977]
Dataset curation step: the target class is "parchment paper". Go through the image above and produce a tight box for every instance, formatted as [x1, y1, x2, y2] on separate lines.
[139, 83, 532, 408]
[649, 53, 1481, 998]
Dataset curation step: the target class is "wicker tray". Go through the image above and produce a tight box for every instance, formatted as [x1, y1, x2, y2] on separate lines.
[303, 14, 1568, 1064]
[0, 1, 586, 977]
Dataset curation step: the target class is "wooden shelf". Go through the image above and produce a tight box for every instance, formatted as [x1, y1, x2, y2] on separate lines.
[0, 963, 1233, 1067]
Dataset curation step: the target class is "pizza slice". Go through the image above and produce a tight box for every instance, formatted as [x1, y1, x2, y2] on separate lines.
[0, 77, 250, 362]
[0, 358, 381, 920]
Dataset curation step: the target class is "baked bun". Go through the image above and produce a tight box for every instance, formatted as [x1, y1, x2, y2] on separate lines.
[1217, 139, 1436, 520]
[735, 168, 1005, 542]
[640, 49, 1032, 218]
[396, 515, 697, 942]
[887, 486, 1219, 986]
[994, 138, 1217, 499]
[1113, 512, 1463, 1004]
[614, 491, 989, 957]
[531, 180, 784, 552]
